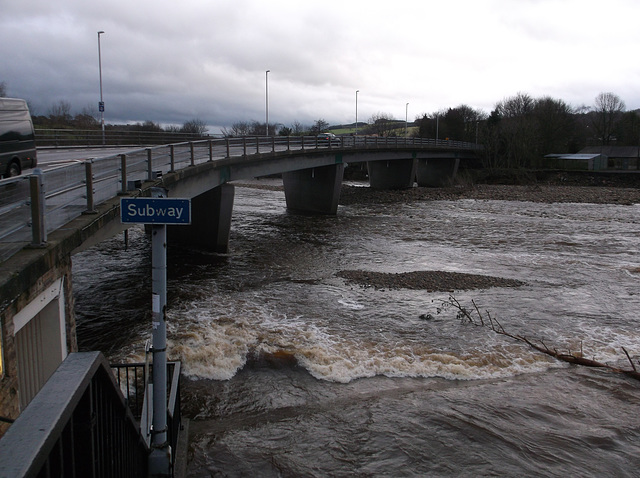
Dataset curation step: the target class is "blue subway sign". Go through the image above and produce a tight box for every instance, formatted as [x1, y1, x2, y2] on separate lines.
[121, 198, 191, 225]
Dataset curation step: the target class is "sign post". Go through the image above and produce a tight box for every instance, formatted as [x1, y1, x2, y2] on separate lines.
[121, 191, 191, 477]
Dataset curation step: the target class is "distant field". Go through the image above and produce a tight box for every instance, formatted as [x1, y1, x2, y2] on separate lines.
[330, 127, 355, 135]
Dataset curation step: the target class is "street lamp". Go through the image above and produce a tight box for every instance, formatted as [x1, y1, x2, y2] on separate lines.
[97, 31, 105, 145]
[405, 102, 409, 136]
[355, 90, 359, 136]
[265, 70, 270, 136]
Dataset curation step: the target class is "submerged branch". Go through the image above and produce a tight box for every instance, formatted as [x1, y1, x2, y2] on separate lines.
[434, 295, 640, 381]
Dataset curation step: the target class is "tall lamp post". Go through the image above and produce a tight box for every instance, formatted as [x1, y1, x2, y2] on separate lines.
[355, 90, 359, 136]
[405, 102, 409, 136]
[265, 70, 270, 136]
[97, 31, 105, 145]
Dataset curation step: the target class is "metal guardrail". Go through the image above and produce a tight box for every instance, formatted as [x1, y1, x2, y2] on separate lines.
[35, 128, 215, 147]
[0, 135, 479, 263]
[111, 360, 182, 475]
[0, 352, 182, 478]
[0, 352, 149, 478]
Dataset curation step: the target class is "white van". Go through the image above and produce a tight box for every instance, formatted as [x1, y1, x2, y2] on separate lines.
[0, 98, 37, 178]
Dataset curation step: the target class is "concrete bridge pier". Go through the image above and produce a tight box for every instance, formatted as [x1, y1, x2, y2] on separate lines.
[416, 158, 460, 187]
[367, 159, 417, 189]
[169, 183, 235, 253]
[282, 163, 345, 214]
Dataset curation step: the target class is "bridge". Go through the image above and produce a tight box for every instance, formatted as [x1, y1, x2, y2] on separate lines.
[0, 134, 479, 475]
[1, 135, 478, 260]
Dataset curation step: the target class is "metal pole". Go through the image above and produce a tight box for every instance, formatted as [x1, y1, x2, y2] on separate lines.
[405, 103, 409, 136]
[355, 90, 359, 136]
[98, 31, 105, 146]
[84, 160, 95, 213]
[149, 187, 170, 477]
[265, 70, 270, 136]
[29, 169, 46, 246]
[147, 148, 153, 181]
[119, 154, 127, 194]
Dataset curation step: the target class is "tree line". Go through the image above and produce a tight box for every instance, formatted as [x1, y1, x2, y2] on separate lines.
[225, 91, 637, 171]
[32, 99, 208, 136]
[3, 79, 637, 169]
[415, 92, 635, 169]
[0, 83, 208, 136]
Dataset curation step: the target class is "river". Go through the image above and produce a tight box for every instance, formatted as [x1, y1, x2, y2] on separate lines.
[72, 180, 640, 477]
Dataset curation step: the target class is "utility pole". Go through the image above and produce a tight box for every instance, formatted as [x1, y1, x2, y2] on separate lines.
[265, 70, 270, 135]
[355, 90, 359, 136]
[97, 31, 105, 145]
[405, 103, 409, 136]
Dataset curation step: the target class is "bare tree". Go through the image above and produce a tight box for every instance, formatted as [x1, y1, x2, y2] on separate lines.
[496, 92, 534, 118]
[493, 93, 537, 168]
[616, 110, 640, 146]
[533, 97, 575, 154]
[0, 81, 6, 97]
[225, 120, 267, 136]
[222, 121, 251, 137]
[74, 104, 100, 129]
[592, 92, 625, 145]
[181, 118, 208, 136]
[278, 126, 293, 136]
[310, 118, 329, 134]
[291, 120, 306, 135]
[365, 112, 398, 137]
[138, 120, 162, 132]
[432, 105, 487, 143]
[249, 121, 265, 135]
[48, 100, 73, 124]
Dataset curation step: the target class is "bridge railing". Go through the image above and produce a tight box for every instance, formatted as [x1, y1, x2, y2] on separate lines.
[0, 352, 183, 477]
[0, 352, 149, 478]
[0, 135, 479, 263]
[111, 360, 182, 472]
[35, 128, 216, 147]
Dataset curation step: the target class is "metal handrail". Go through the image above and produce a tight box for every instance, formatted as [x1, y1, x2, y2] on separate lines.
[0, 352, 149, 478]
[35, 128, 215, 147]
[111, 357, 182, 475]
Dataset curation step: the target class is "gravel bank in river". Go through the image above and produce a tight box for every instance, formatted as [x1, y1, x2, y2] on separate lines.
[337, 270, 525, 292]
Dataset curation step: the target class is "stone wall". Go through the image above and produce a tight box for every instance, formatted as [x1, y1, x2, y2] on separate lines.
[0, 257, 76, 437]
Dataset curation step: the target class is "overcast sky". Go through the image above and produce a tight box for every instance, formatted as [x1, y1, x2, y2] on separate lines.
[2, 0, 640, 134]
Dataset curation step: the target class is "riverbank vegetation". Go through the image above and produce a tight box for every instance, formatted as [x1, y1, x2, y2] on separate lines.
[414, 92, 637, 171]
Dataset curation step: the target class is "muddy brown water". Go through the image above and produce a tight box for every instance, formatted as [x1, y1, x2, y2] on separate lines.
[73, 181, 640, 477]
